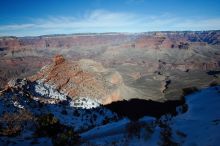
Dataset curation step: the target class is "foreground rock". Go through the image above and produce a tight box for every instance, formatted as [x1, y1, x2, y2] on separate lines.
[0, 78, 118, 145]
[0, 75, 219, 145]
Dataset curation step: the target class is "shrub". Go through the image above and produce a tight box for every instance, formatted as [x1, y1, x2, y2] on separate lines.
[126, 121, 155, 139]
[73, 110, 80, 117]
[92, 114, 97, 121]
[61, 109, 67, 115]
[180, 104, 188, 113]
[176, 130, 187, 138]
[126, 121, 142, 138]
[182, 87, 198, 96]
[159, 124, 179, 146]
[0, 123, 21, 136]
[52, 129, 80, 146]
[102, 117, 110, 125]
[35, 113, 80, 145]
[0, 110, 33, 136]
[209, 81, 219, 87]
[36, 113, 60, 137]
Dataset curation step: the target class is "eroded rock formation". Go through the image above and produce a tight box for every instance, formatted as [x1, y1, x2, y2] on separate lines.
[29, 55, 126, 104]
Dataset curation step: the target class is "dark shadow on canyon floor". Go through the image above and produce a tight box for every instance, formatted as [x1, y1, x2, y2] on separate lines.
[104, 98, 186, 120]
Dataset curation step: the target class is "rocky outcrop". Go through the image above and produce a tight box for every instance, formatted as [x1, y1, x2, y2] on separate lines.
[53, 55, 65, 65]
[29, 55, 126, 104]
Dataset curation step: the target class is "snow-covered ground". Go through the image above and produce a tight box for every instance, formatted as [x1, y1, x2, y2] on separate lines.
[171, 86, 220, 146]
[80, 116, 158, 146]
[1, 78, 220, 146]
[0, 79, 119, 146]
[80, 86, 220, 146]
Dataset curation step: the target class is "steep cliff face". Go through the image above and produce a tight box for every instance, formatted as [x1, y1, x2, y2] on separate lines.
[1, 31, 219, 51]
[0, 34, 132, 50]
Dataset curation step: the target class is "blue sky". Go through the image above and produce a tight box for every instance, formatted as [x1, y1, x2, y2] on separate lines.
[0, 0, 220, 36]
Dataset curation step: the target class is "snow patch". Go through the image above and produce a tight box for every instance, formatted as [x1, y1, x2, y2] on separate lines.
[81, 118, 130, 140]
[13, 101, 24, 109]
[70, 97, 100, 109]
[34, 80, 67, 101]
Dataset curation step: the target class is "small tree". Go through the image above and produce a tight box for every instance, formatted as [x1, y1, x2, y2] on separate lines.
[35, 113, 80, 145]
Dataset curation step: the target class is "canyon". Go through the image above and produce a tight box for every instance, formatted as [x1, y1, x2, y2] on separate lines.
[1, 31, 220, 103]
[0, 31, 220, 146]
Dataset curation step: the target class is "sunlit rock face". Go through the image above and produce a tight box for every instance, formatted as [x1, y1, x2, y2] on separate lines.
[28, 55, 126, 104]
[53, 54, 65, 65]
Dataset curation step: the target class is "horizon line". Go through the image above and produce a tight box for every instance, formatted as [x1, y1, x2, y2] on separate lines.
[1, 29, 220, 38]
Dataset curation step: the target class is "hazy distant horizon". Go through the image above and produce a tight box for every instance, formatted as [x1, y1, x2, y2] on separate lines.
[0, 29, 220, 38]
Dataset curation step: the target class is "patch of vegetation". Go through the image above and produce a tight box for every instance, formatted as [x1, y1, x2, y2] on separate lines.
[176, 130, 187, 138]
[160, 126, 179, 146]
[209, 81, 219, 87]
[61, 109, 67, 115]
[126, 121, 141, 138]
[73, 110, 80, 117]
[178, 42, 189, 49]
[207, 70, 220, 76]
[53, 128, 80, 146]
[0, 48, 6, 51]
[159, 122, 179, 146]
[35, 113, 60, 137]
[181, 104, 188, 113]
[0, 110, 33, 136]
[126, 121, 154, 139]
[182, 87, 198, 96]
[35, 113, 80, 146]
[0, 122, 21, 137]
[102, 117, 111, 125]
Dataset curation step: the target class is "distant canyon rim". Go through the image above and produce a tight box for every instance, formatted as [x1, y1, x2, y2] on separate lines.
[0, 31, 220, 104]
